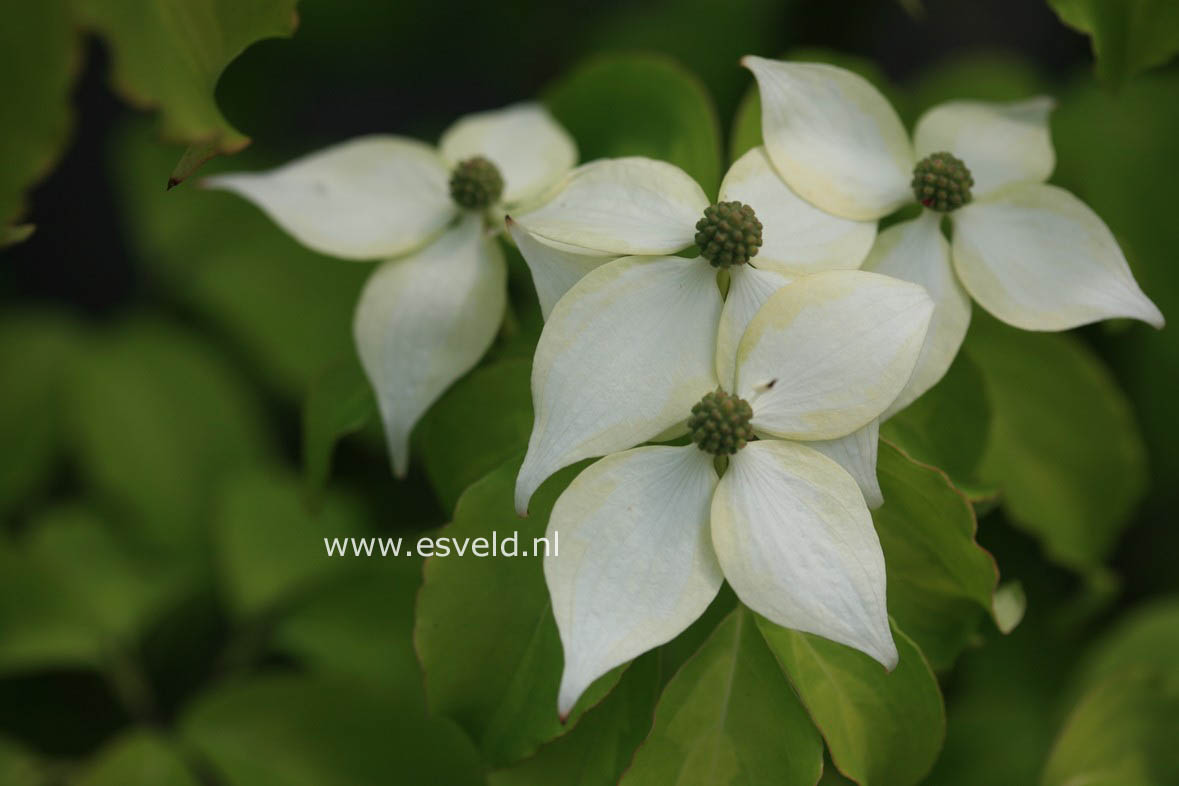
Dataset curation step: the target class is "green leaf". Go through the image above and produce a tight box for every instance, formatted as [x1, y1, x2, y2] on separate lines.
[1046, 0, 1179, 86]
[545, 53, 723, 196]
[74, 0, 299, 180]
[873, 442, 999, 670]
[65, 318, 273, 551]
[0, 735, 43, 786]
[881, 353, 993, 496]
[111, 120, 371, 397]
[416, 357, 533, 513]
[489, 652, 661, 786]
[758, 619, 945, 786]
[0, 312, 81, 517]
[907, 53, 1047, 115]
[0, 506, 184, 674]
[75, 730, 200, 786]
[621, 607, 822, 786]
[1042, 669, 1179, 786]
[1073, 596, 1179, 696]
[0, 0, 75, 229]
[415, 456, 620, 766]
[272, 563, 424, 693]
[302, 354, 376, 504]
[212, 467, 373, 619]
[181, 675, 484, 786]
[964, 314, 1149, 573]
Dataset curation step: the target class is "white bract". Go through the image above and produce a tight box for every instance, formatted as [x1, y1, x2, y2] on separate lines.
[206, 104, 600, 476]
[745, 57, 1165, 415]
[543, 270, 935, 715]
[511, 150, 885, 513]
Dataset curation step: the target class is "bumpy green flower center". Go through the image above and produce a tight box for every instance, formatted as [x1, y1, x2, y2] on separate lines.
[687, 389, 755, 456]
[449, 156, 504, 210]
[695, 201, 763, 268]
[911, 152, 973, 212]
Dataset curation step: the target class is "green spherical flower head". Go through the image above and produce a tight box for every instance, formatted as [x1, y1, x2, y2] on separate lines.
[449, 156, 504, 210]
[695, 201, 763, 268]
[911, 151, 974, 212]
[687, 389, 755, 456]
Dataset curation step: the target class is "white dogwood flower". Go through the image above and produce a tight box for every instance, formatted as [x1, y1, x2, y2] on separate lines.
[744, 57, 1165, 414]
[206, 104, 585, 476]
[543, 270, 935, 715]
[511, 149, 887, 512]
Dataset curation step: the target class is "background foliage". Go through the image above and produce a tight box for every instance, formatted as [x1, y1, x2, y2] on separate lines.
[2, 0, 1177, 783]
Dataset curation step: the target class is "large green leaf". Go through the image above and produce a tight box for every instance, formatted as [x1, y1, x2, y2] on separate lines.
[0, 0, 75, 233]
[1042, 669, 1179, 786]
[180, 674, 484, 786]
[111, 121, 371, 398]
[415, 456, 620, 766]
[544, 53, 723, 196]
[75, 0, 299, 179]
[621, 607, 822, 786]
[0, 506, 184, 674]
[881, 353, 993, 497]
[211, 467, 374, 619]
[1047, 0, 1179, 86]
[873, 442, 999, 670]
[964, 314, 1148, 573]
[75, 731, 200, 786]
[416, 357, 534, 513]
[301, 353, 377, 504]
[1073, 597, 1179, 692]
[758, 619, 945, 786]
[0, 312, 80, 517]
[64, 318, 273, 551]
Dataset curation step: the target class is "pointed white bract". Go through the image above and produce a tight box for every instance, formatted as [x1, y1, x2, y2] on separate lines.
[353, 216, 506, 477]
[743, 57, 914, 221]
[512, 158, 710, 255]
[736, 271, 934, 441]
[807, 420, 884, 509]
[515, 255, 722, 513]
[864, 212, 971, 416]
[545, 446, 723, 717]
[715, 265, 793, 391]
[913, 98, 1056, 198]
[951, 183, 1165, 330]
[718, 147, 877, 273]
[505, 219, 616, 319]
[439, 103, 578, 206]
[711, 440, 897, 667]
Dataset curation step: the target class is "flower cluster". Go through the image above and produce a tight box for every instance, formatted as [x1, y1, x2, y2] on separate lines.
[209, 58, 1163, 717]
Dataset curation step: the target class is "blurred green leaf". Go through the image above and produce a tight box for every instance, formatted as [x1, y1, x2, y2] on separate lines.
[417, 357, 533, 513]
[906, 54, 1047, 118]
[758, 619, 945, 786]
[0, 735, 43, 786]
[0, 0, 75, 231]
[0, 312, 81, 517]
[544, 53, 723, 195]
[1052, 72, 1179, 515]
[415, 456, 620, 766]
[75, 0, 299, 181]
[212, 467, 373, 619]
[1042, 669, 1179, 786]
[0, 506, 184, 674]
[302, 354, 376, 504]
[881, 353, 993, 496]
[964, 314, 1148, 573]
[730, 48, 906, 163]
[1073, 596, 1179, 697]
[621, 606, 822, 786]
[873, 442, 999, 670]
[271, 564, 422, 692]
[181, 674, 484, 786]
[74, 730, 199, 786]
[65, 318, 273, 551]
[1046, 0, 1179, 86]
[489, 652, 660, 786]
[111, 120, 370, 397]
